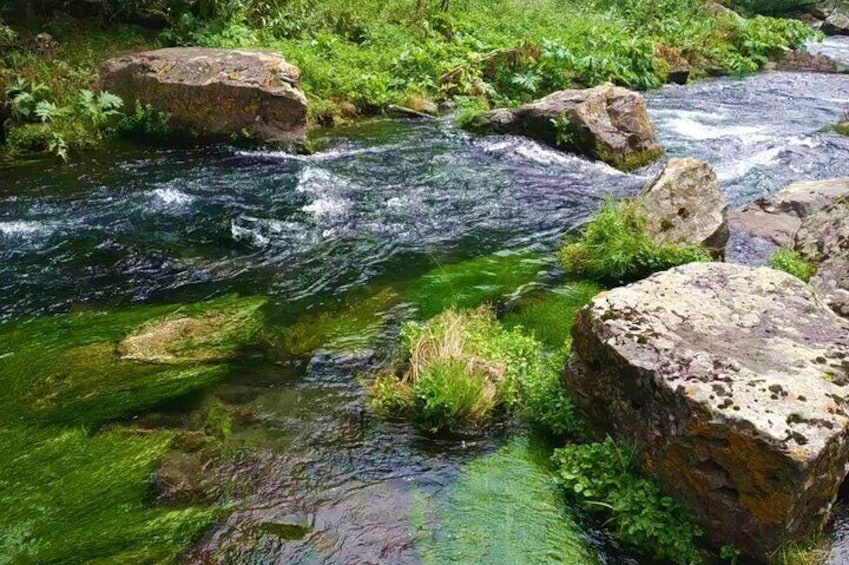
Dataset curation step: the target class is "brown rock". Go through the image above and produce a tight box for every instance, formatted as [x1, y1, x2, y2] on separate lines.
[767, 49, 847, 74]
[795, 194, 849, 317]
[567, 262, 849, 560]
[101, 48, 308, 146]
[636, 158, 729, 257]
[731, 178, 849, 247]
[466, 84, 663, 171]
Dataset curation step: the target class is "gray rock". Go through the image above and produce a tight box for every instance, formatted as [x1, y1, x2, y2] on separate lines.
[568, 262, 849, 560]
[466, 84, 663, 171]
[101, 48, 308, 146]
[766, 49, 848, 74]
[811, 1, 849, 35]
[795, 194, 849, 317]
[636, 158, 729, 257]
[732, 178, 849, 247]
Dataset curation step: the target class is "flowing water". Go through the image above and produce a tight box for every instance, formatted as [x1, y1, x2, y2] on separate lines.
[2, 37, 849, 563]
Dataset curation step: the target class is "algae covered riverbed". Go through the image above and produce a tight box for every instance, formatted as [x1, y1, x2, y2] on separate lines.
[2, 40, 849, 563]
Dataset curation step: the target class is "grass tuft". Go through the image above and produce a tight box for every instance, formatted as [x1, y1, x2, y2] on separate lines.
[770, 249, 816, 283]
[559, 199, 712, 284]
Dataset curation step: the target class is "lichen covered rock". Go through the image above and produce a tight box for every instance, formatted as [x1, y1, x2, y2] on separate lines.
[732, 178, 849, 247]
[567, 262, 849, 560]
[795, 194, 849, 317]
[636, 157, 729, 257]
[467, 84, 662, 171]
[101, 48, 307, 146]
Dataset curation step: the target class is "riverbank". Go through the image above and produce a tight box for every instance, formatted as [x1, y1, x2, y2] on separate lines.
[1, 0, 818, 160]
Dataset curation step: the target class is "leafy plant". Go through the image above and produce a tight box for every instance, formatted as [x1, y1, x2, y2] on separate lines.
[552, 437, 705, 563]
[5, 78, 51, 121]
[770, 248, 816, 282]
[119, 102, 173, 139]
[559, 199, 712, 284]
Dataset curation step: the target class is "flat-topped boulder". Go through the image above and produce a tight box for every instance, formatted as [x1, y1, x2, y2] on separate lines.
[636, 158, 729, 257]
[466, 84, 662, 171]
[101, 48, 307, 146]
[567, 262, 849, 560]
[795, 195, 849, 317]
[731, 178, 849, 247]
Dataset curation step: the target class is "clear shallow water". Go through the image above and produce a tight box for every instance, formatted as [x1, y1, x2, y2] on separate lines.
[2, 37, 849, 563]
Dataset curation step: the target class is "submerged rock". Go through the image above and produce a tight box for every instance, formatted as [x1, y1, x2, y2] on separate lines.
[795, 195, 849, 317]
[567, 262, 849, 560]
[636, 157, 729, 257]
[467, 84, 663, 171]
[732, 178, 849, 247]
[101, 48, 308, 146]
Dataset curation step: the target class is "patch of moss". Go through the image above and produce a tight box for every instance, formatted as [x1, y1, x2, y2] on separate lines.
[0, 294, 266, 427]
[503, 282, 603, 352]
[406, 252, 549, 318]
[559, 199, 712, 285]
[834, 121, 849, 137]
[598, 144, 665, 173]
[0, 425, 216, 564]
[416, 435, 596, 564]
[770, 249, 816, 283]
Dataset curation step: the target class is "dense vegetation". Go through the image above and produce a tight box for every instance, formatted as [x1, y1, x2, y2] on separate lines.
[1, 0, 818, 159]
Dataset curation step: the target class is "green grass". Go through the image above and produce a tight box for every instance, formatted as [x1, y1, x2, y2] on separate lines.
[770, 248, 817, 283]
[416, 435, 597, 564]
[0, 426, 216, 564]
[560, 199, 712, 284]
[552, 438, 705, 564]
[0, 295, 268, 562]
[0, 294, 266, 427]
[503, 282, 603, 351]
[406, 252, 549, 318]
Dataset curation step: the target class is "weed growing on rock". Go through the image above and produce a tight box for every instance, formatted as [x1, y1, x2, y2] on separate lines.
[770, 249, 817, 283]
[559, 199, 711, 284]
[552, 438, 705, 564]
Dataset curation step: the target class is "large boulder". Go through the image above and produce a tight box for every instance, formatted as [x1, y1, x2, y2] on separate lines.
[101, 48, 307, 146]
[811, 1, 849, 35]
[636, 158, 729, 257]
[732, 178, 849, 247]
[567, 262, 849, 560]
[467, 84, 663, 171]
[795, 195, 849, 317]
[767, 49, 848, 74]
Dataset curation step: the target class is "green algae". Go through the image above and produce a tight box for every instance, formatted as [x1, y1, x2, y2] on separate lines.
[273, 287, 399, 357]
[0, 294, 266, 427]
[503, 282, 604, 352]
[417, 435, 597, 564]
[0, 426, 215, 565]
[407, 252, 550, 318]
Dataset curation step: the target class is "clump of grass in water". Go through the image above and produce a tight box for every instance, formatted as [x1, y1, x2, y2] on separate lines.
[370, 307, 582, 436]
[560, 199, 711, 285]
[552, 438, 705, 564]
[415, 436, 596, 564]
[406, 252, 549, 318]
[770, 248, 816, 283]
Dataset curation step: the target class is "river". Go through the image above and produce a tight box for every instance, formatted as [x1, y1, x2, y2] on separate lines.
[2, 37, 849, 564]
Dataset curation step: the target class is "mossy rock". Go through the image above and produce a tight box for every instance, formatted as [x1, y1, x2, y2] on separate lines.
[0, 294, 266, 427]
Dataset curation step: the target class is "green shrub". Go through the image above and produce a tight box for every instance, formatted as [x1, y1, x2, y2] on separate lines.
[118, 102, 173, 140]
[5, 122, 51, 152]
[370, 307, 579, 435]
[559, 199, 712, 284]
[552, 438, 705, 564]
[770, 248, 817, 282]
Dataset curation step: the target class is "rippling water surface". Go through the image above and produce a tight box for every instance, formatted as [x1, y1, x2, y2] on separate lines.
[2, 38, 849, 564]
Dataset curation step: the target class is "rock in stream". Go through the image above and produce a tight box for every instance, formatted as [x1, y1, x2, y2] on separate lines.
[567, 262, 849, 560]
